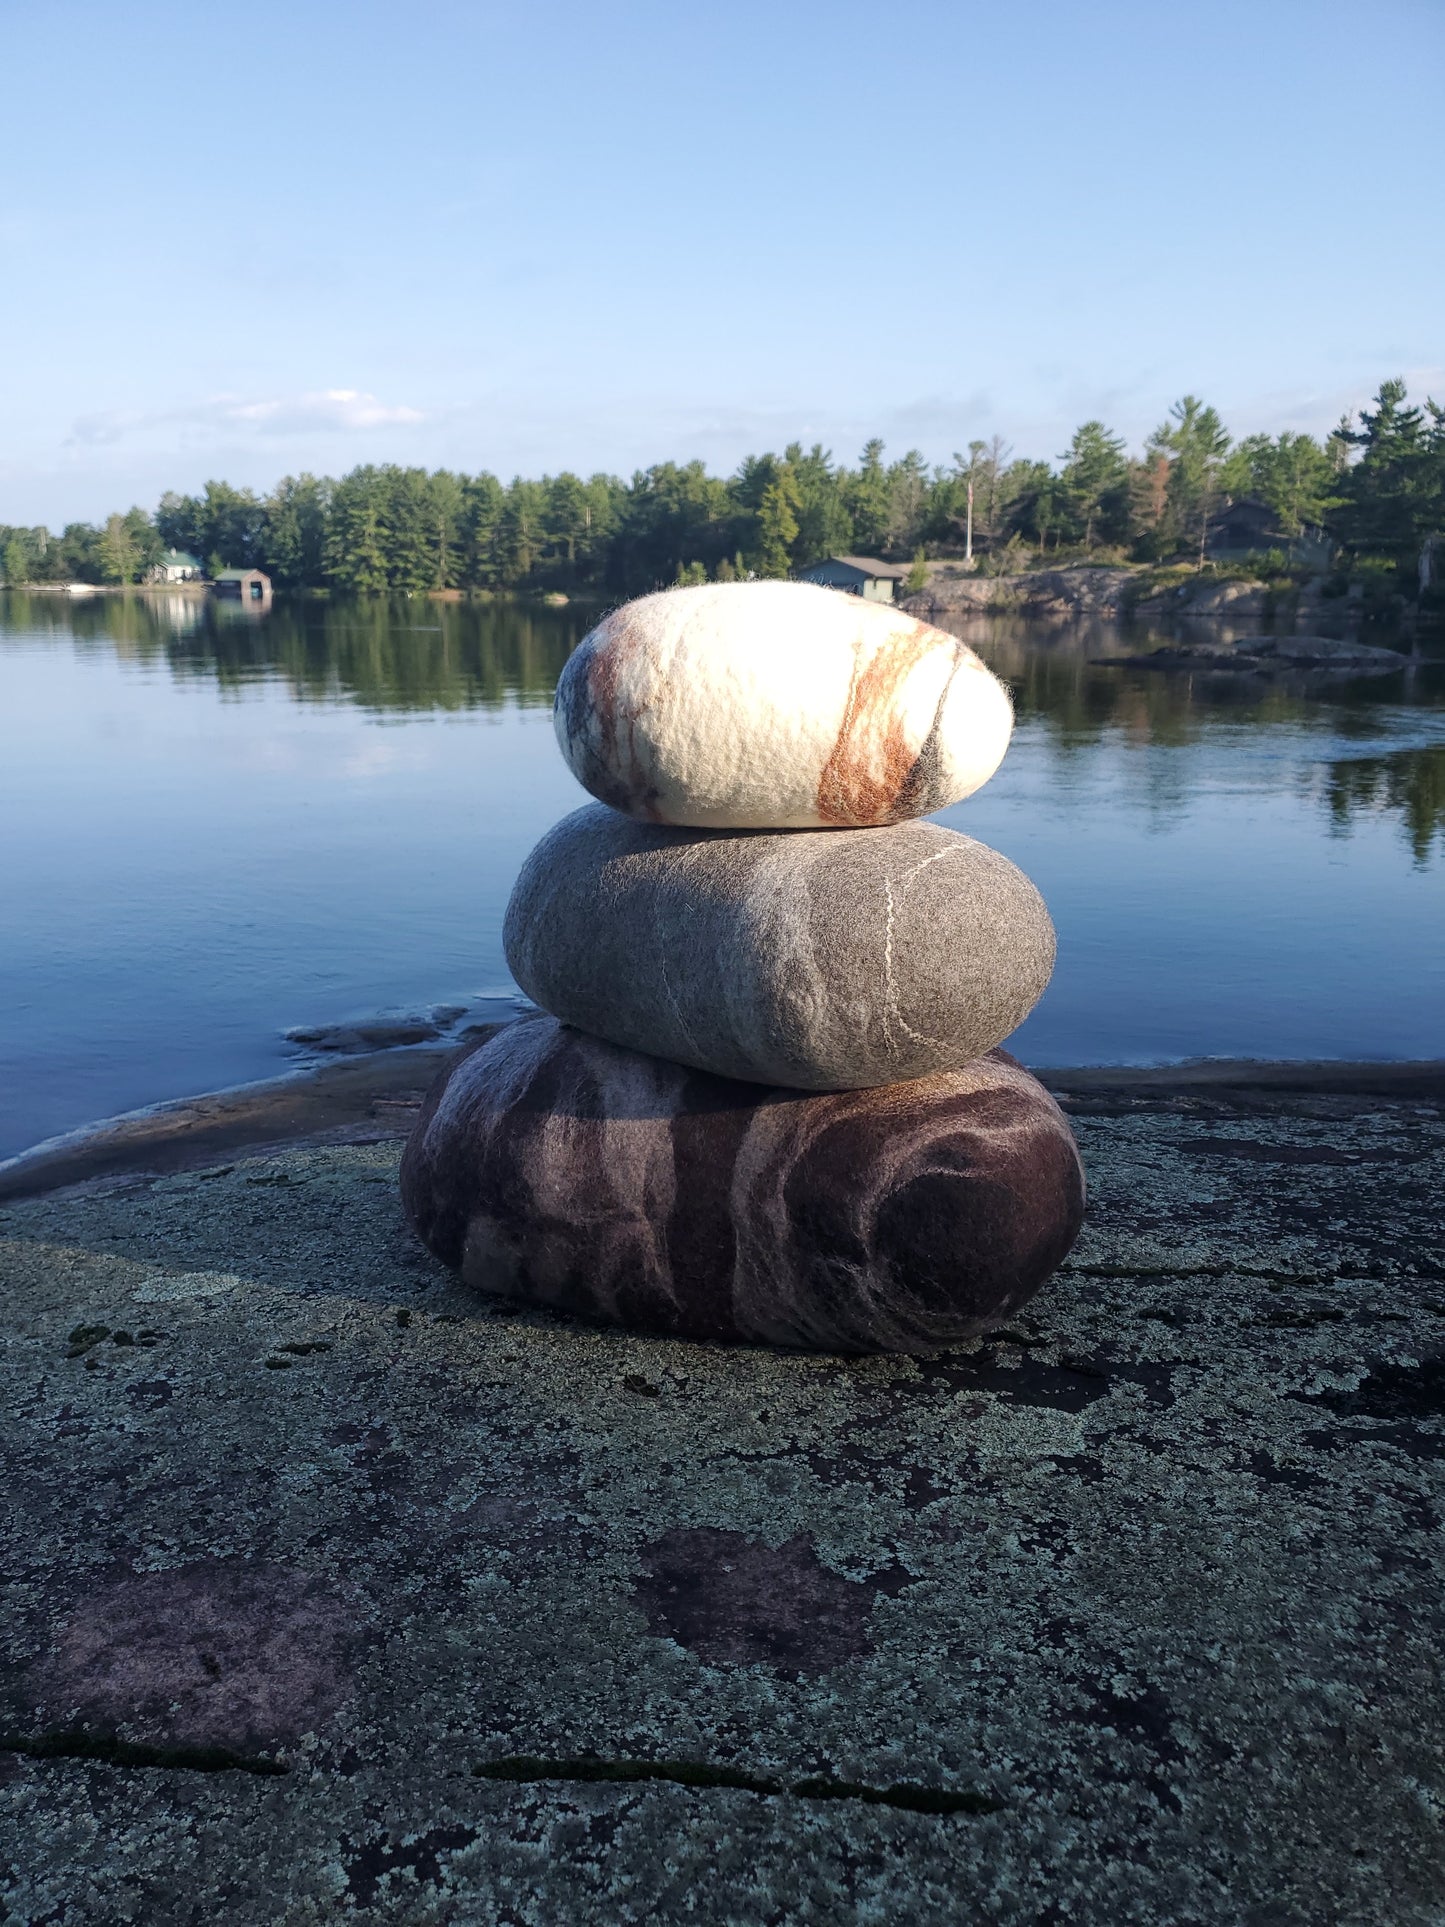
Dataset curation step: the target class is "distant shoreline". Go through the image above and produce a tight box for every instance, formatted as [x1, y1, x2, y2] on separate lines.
[3, 581, 596, 606]
[8, 569, 1435, 630]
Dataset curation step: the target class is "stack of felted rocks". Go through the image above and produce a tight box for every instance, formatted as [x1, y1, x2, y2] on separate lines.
[401, 581, 1084, 1354]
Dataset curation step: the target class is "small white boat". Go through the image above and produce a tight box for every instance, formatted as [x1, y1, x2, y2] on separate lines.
[65, 582, 100, 596]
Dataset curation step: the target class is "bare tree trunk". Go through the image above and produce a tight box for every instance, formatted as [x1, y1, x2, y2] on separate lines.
[965, 482, 973, 565]
[1420, 533, 1440, 597]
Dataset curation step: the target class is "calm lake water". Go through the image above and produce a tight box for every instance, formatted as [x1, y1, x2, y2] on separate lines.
[2, 588, 1442, 1161]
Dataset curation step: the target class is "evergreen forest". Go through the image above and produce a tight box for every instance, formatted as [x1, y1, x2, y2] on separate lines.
[3, 382, 1441, 601]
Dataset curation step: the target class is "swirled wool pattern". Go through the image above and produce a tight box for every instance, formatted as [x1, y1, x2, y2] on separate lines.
[401, 1015, 1085, 1354]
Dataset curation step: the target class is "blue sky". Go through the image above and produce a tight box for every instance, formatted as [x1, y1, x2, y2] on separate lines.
[3, 0, 1441, 525]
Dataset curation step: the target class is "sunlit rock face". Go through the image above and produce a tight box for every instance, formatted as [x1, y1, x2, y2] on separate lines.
[503, 806, 1055, 1091]
[553, 581, 1014, 830]
[400, 1016, 1085, 1354]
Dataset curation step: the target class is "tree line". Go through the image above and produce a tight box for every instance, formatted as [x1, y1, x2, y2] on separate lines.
[4, 381, 1441, 597]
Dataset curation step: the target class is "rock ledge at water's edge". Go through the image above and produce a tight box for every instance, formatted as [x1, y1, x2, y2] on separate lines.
[2, 1062, 1443, 1922]
[903, 565, 1136, 623]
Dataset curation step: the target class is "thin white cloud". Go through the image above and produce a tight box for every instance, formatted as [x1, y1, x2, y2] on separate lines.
[66, 388, 425, 447]
[228, 389, 425, 433]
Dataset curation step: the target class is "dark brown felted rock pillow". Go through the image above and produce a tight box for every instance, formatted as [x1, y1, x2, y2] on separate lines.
[401, 1014, 1084, 1354]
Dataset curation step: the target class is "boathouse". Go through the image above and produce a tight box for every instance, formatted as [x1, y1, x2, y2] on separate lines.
[795, 556, 909, 603]
[211, 568, 272, 603]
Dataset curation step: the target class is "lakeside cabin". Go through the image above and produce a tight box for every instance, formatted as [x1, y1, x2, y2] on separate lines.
[795, 555, 909, 603]
[211, 567, 272, 604]
[1206, 498, 1333, 569]
[1206, 498, 1280, 558]
[149, 549, 202, 584]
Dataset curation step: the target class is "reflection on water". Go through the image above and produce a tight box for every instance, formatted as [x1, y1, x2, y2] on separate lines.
[1316, 745, 1445, 866]
[2, 588, 588, 712]
[949, 614, 1444, 856]
[1, 590, 1442, 1159]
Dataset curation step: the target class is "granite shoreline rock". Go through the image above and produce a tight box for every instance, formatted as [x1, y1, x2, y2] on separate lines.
[400, 1015, 1086, 1353]
[554, 581, 1015, 829]
[8, 1087, 1445, 1923]
[503, 806, 1056, 1091]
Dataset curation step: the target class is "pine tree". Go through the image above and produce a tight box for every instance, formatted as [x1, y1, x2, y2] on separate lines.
[460, 473, 504, 587]
[497, 479, 547, 585]
[756, 467, 802, 577]
[1059, 422, 1129, 549]
[544, 472, 590, 574]
[263, 474, 332, 588]
[845, 440, 891, 553]
[1336, 380, 1444, 563]
[425, 470, 465, 590]
[383, 468, 437, 592]
[884, 450, 931, 553]
[1152, 398, 1231, 565]
[1219, 432, 1339, 539]
[784, 443, 852, 564]
[326, 467, 388, 592]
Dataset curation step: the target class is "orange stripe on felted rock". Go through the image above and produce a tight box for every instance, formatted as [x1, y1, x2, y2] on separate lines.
[553, 581, 1013, 831]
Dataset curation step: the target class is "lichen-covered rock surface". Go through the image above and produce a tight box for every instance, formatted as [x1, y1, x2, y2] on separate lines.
[401, 1020, 1084, 1352]
[2, 1077, 1444, 1924]
[553, 581, 1014, 829]
[505, 807, 1055, 1088]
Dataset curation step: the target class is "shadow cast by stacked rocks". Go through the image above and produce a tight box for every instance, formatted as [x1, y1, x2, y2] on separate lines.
[402, 581, 1085, 1352]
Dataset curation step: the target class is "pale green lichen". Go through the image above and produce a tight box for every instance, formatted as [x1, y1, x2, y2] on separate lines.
[0, 1095, 1442, 1924]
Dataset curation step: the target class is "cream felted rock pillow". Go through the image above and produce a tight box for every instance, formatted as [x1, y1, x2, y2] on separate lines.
[554, 580, 1013, 829]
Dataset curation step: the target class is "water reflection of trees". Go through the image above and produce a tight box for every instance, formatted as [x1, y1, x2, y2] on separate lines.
[0, 591, 589, 712]
[5, 592, 1443, 862]
[945, 617, 1445, 860]
[968, 616, 1434, 752]
[1317, 746, 1445, 865]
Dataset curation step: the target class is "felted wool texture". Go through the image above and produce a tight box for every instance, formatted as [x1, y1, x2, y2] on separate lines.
[553, 580, 1014, 829]
[400, 1015, 1086, 1354]
[503, 806, 1056, 1091]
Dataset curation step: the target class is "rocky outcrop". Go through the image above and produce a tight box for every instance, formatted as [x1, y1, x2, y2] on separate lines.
[903, 566, 1136, 623]
[1132, 578, 1274, 621]
[1106, 634, 1411, 675]
[4, 1079, 1444, 1921]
